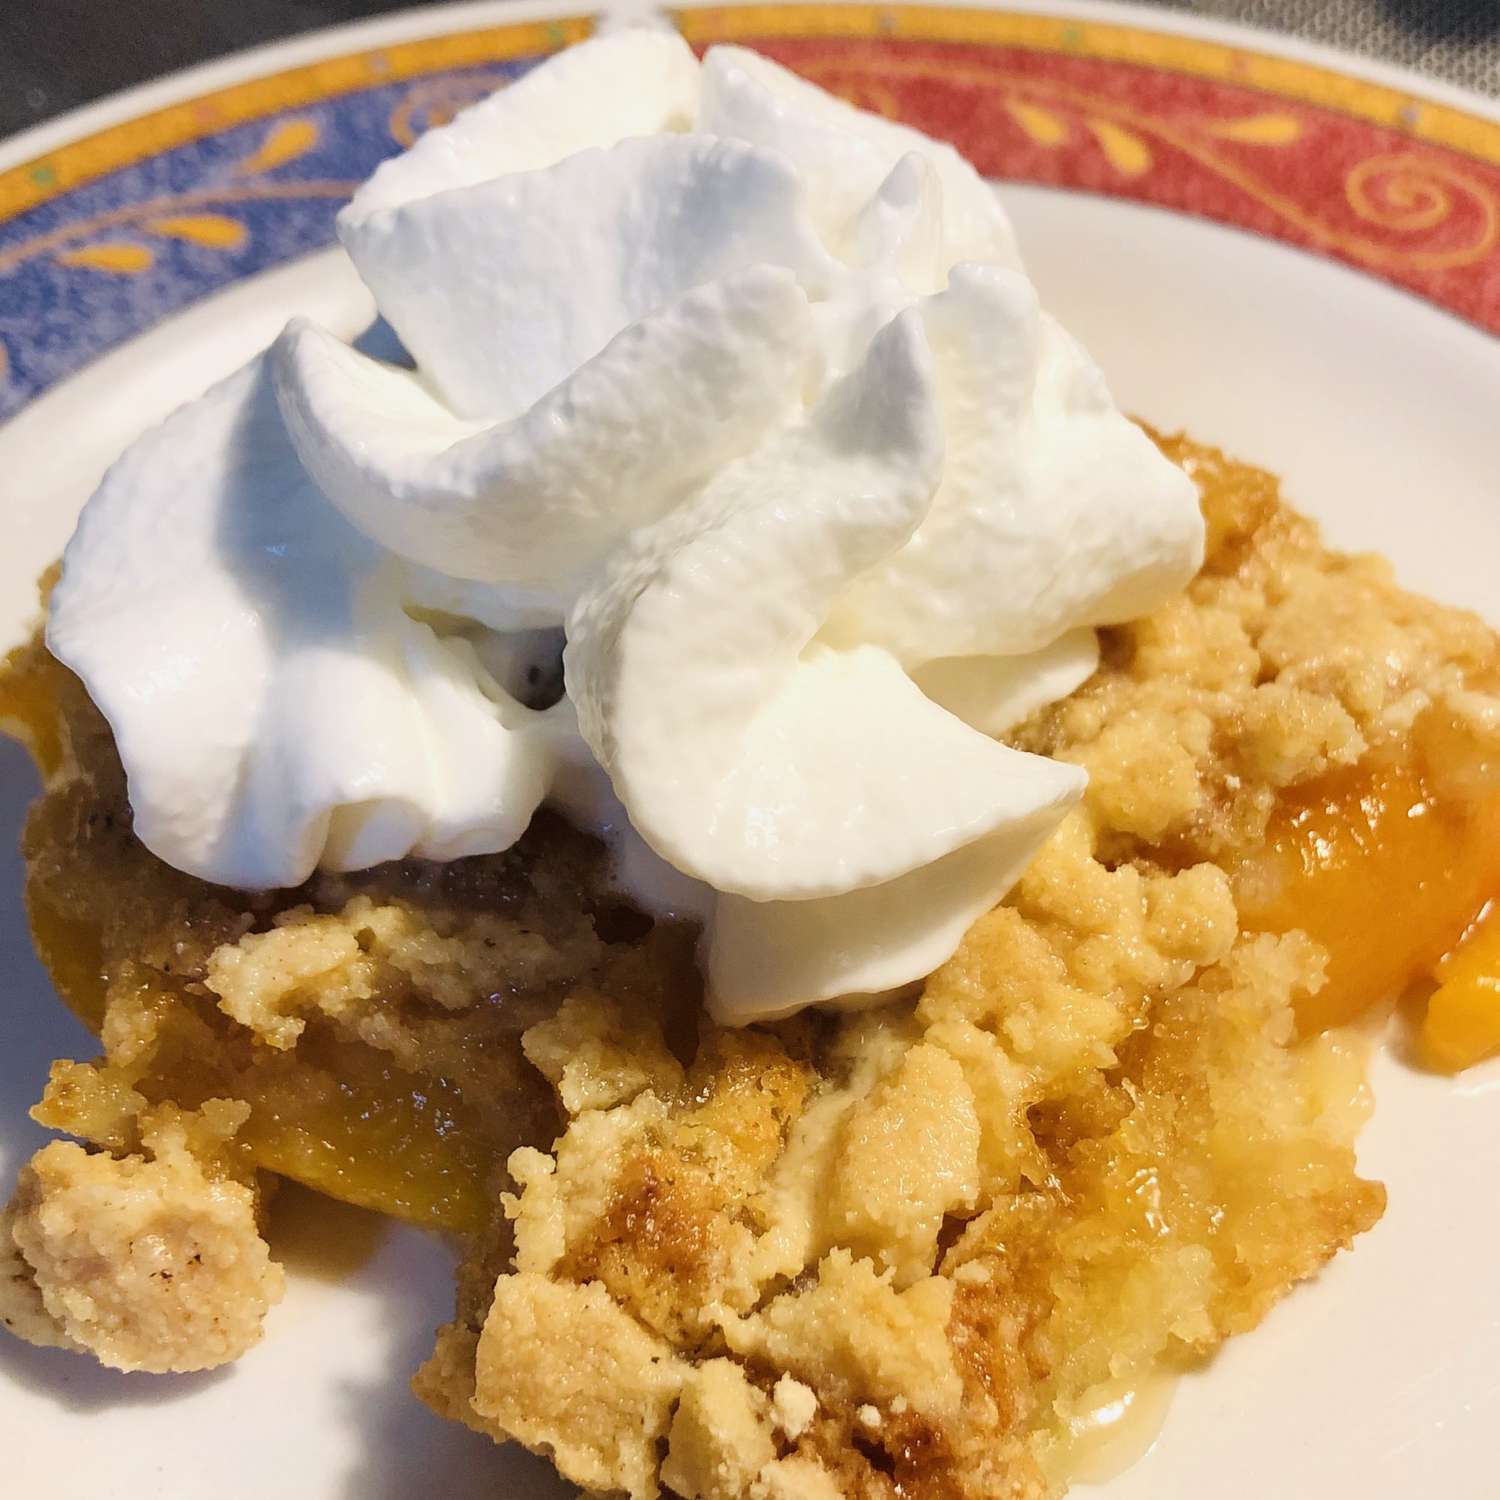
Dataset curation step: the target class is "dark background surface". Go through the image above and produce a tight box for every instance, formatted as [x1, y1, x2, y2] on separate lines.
[0, 0, 1496, 142]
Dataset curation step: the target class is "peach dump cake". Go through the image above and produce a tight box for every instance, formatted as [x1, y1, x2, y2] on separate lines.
[4, 29, 1500, 1500]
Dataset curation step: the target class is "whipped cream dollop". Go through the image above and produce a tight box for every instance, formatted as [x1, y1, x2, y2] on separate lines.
[48, 29, 1203, 1023]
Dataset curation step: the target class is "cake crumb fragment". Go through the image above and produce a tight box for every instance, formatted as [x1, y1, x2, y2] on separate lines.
[2, 1097, 281, 1372]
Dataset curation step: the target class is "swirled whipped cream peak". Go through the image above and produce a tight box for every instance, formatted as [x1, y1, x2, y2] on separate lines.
[47, 28, 1204, 1024]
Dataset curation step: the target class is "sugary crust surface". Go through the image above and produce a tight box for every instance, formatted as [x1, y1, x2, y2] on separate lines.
[5, 434, 1499, 1494]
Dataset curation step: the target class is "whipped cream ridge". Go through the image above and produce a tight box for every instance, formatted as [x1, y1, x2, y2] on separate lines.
[48, 29, 1204, 1023]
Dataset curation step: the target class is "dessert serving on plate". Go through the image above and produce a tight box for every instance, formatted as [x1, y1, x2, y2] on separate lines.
[4, 27, 1500, 1500]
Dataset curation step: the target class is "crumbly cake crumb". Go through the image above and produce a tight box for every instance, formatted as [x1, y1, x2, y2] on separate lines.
[3, 1095, 282, 1372]
[771, 1375, 819, 1440]
[661, 1359, 776, 1500]
[0, 1204, 83, 1355]
[472, 1272, 685, 1495]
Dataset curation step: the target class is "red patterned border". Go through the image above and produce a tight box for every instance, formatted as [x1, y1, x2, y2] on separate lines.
[3, 6, 1497, 335]
[680, 17, 1500, 333]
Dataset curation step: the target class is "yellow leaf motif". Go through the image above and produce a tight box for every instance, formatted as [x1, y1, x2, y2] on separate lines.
[1204, 113, 1303, 146]
[1005, 100, 1068, 148]
[146, 214, 248, 249]
[832, 79, 901, 119]
[233, 118, 319, 176]
[54, 242, 155, 273]
[1085, 118, 1152, 177]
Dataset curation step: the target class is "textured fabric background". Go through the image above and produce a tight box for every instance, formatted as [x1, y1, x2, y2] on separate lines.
[0, 1, 1496, 143]
[1159, 1, 1500, 94]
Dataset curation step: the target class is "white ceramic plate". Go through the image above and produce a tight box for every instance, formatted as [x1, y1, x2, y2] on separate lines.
[3, 3, 1499, 1496]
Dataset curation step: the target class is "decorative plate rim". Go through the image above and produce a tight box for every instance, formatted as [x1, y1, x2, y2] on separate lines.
[2, 0, 1497, 422]
[2, 0, 1497, 195]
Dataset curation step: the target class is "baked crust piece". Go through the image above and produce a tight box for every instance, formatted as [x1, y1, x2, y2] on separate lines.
[7, 432, 1500, 1495]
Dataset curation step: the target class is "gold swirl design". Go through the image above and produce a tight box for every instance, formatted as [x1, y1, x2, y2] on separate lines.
[232, 119, 321, 176]
[1345, 152, 1493, 244]
[804, 55, 1500, 273]
[7, 5, 1500, 229]
[4, 12, 1494, 288]
[675, 6, 1500, 171]
[0, 122, 342, 277]
[0, 15, 591, 223]
[829, 75, 903, 120]
[0, 181, 356, 277]
[388, 76, 506, 147]
[5, 81, 536, 277]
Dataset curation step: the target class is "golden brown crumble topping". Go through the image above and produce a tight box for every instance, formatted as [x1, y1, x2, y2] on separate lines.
[5, 432, 1500, 1496]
